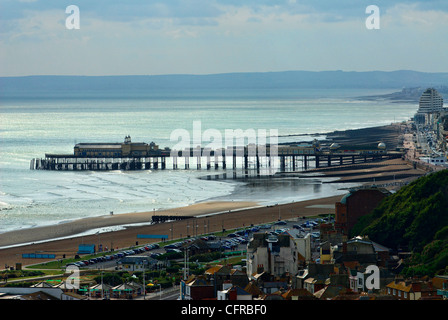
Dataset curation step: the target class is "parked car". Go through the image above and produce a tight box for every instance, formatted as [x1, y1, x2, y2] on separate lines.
[166, 248, 182, 254]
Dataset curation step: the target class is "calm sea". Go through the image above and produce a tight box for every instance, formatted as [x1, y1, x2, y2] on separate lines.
[0, 88, 418, 234]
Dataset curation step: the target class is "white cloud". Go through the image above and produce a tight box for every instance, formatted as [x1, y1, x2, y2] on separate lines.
[1, 1, 447, 76]
[383, 3, 448, 28]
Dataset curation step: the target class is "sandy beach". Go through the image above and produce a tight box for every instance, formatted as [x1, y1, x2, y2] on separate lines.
[0, 123, 428, 269]
[0, 197, 341, 268]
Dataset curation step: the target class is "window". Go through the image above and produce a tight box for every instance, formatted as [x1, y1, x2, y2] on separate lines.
[404, 292, 407, 299]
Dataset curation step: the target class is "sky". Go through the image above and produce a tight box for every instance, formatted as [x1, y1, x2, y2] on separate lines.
[1, 0, 448, 76]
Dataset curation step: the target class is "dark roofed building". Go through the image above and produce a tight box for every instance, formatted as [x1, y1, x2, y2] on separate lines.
[335, 187, 390, 237]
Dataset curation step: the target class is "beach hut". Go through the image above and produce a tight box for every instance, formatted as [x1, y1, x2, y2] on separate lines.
[89, 283, 113, 299]
[112, 282, 143, 299]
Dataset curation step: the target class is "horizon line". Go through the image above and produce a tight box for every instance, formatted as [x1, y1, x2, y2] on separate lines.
[2, 69, 448, 78]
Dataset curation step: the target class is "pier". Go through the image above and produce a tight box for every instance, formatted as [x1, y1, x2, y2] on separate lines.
[30, 146, 403, 173]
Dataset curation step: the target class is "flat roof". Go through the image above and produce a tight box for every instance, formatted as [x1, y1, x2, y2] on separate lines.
[75, 144, 123, 149]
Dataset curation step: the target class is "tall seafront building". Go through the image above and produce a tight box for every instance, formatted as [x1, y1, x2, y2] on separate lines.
[418, 88, 444, 113]
[414, 88, 444, 124]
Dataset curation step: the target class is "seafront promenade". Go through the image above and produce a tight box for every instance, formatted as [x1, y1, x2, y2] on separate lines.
[0, 123, 430, 269]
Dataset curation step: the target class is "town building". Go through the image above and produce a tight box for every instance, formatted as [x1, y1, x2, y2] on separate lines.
[246, 231, 312, 279]
[217, 283, 252, 300]
[295, 263, 335, 290]
[385, 278, 439, 300]
[180, 275, 214, 300]
[116, 255, 156, 272]
[335, 187, 391, 237]
[417, 88, 444, 114]
[414, 88, 445, 125]
[433, 275, 448, 299]
[204, 265, 249, 292]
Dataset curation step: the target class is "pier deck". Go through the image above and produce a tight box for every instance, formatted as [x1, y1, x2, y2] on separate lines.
[30, 148, 403, 172]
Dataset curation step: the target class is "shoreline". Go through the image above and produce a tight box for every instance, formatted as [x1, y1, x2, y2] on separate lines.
[0, 122, 428, 269]
[0, 201, 258, 249]
[0, 195, 342, 268]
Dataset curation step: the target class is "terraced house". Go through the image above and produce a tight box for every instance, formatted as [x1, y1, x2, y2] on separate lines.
[386, 279, 437, 300]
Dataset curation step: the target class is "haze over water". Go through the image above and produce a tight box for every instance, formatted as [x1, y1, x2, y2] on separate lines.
[0, 87, 418, 233]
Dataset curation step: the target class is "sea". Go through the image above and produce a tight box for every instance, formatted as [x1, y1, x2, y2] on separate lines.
[0, 87, 418, 235]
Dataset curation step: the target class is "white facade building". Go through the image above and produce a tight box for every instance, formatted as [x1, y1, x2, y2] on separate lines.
[418, 88, 444, 114]
[246, 231, 312, 278]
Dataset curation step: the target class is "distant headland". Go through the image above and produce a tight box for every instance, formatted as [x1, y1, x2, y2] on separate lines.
[1, 70, 448, 97]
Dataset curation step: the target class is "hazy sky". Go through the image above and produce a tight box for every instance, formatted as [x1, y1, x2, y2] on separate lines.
[1, 0, 448, 76]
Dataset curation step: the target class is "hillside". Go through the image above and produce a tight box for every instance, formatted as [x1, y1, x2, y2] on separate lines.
[351, 170, 448, 276]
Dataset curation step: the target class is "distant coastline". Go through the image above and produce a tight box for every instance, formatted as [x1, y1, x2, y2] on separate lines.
[1, 71, 448, 97]
[356, 85, 448, 104]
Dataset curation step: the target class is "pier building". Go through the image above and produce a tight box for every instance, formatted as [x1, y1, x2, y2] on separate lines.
[73, 136, 159, 157]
